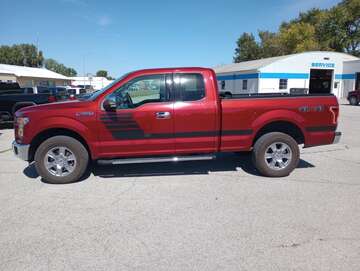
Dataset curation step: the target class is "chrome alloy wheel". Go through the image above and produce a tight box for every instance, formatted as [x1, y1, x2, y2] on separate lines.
[44, 146, 77, 177]
[264, 142, 292, 170]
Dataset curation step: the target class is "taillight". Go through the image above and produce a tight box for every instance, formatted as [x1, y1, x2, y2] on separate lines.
[330, 106, 339, 124]
[48, 95, 56, 103]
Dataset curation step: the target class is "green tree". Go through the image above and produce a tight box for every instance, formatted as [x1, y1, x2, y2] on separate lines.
[279, 22, 321, 54]
[233, 33, 261, 62]
[44, 58, 77, 77]
[96, 70, 108, 77]
[258, 31, 283, 58]
[0, 44, 44, 67]
[281, 8, 330, 50]
[232, 0, 359, 62]
[320, 0, 360, 56]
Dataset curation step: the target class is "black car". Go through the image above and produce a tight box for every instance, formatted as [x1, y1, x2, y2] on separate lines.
[0, 87, 69, 123]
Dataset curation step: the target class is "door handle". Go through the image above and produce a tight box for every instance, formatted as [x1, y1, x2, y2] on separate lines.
[156, 111, 171, 119]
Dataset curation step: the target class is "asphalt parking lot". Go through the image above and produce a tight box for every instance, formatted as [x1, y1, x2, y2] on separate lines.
[0, 102, 359, 271]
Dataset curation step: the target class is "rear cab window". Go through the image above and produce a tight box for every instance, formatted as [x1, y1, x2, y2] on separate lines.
[174, 73, 205, 101]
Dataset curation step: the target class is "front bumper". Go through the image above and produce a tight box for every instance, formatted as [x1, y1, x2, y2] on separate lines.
[12, 140, 30, 161]
[333, 132, 342, 144]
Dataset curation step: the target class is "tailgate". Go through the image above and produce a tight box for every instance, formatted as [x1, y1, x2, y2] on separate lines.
[302, 95, 339, 147]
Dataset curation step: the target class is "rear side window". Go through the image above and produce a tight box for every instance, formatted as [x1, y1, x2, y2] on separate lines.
[177, 73, 205, 101]
[0, 88, 25, 95]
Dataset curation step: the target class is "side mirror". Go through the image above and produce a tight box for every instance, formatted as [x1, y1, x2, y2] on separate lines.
[103, 98, 117, 111]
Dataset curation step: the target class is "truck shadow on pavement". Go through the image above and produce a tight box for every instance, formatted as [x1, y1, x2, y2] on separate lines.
[92, 153, 314, 179]
[23, 152, 315, 182]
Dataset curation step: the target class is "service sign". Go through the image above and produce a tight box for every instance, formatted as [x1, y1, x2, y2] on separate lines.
[311, 62, 335, 68]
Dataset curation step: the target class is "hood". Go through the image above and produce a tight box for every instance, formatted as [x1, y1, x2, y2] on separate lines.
[16, 99, 93, 116]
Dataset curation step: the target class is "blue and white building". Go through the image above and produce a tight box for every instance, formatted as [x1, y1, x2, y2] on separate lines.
[214, 51, 360, 98]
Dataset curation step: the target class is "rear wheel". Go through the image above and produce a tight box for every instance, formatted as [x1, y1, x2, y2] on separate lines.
[34, 136, 89, 184]
[349, 96, 359, 106]
[252, 132, 299, 177]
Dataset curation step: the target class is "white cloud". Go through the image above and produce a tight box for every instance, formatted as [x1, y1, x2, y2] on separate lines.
[98, 16, 111, 27]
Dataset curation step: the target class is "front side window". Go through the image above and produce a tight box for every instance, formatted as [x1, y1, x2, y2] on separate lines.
[279, 79, 288, 90]
[37, 86, 50, 94]
[177, 73, 205, 101]
[106, 74, 168, 109]
[68, 89, 76, 95]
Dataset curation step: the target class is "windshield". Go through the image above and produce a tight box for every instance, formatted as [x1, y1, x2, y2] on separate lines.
[82, 73, 130, 101]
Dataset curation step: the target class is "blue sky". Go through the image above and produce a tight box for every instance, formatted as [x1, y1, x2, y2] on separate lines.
[0, 0, 341, 77]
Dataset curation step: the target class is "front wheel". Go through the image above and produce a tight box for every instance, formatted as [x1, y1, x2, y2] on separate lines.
[34, 136, 89, 184]
[252, 132, 299, 177]
[349, 96, 359, 106]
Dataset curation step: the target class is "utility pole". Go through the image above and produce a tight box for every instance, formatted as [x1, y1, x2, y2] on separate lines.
[83, 55, 86, 88]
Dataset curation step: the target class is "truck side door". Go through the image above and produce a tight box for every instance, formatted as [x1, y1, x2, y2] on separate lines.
[173, 72, 218, 154]
[98, 73, 175, 158]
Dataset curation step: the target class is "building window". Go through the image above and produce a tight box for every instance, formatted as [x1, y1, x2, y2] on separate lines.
[279, 79, 288, 90]
[221, 80, 225, 90]
[242, 80, 247, 90]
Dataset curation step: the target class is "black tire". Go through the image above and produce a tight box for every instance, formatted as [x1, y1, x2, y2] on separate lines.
[349, 96, 359, 106]
[34, 136, 89, 184]
[252, 132, 299, 177]
[224, 92, 232, 98]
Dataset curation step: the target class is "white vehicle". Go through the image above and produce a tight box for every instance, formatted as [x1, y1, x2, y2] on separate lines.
[65, 86, 87, 97]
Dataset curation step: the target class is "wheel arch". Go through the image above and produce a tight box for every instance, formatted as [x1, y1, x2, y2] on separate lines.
[29, 128, 92, 162]
[252, 120, 305, 146]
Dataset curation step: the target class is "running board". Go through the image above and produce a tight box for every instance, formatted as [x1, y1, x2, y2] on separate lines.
[97, 154, 215, 165]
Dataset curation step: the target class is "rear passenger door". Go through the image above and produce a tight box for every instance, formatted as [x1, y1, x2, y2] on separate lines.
[173, 72, 218, 154]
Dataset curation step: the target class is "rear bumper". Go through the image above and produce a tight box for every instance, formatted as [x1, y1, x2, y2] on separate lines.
[333, 131, 342, 144]
[12, 140, 30, 161]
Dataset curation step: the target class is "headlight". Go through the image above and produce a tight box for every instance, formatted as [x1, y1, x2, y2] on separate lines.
[17, 117, 30, 138]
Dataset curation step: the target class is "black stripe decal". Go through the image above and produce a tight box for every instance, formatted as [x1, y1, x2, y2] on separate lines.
[101, 117, 134, 121]
[100, 113, 253, 140]
[106, 124, 140, 129]
[222, 129, 253, 136]
[305, 125, 336, 132]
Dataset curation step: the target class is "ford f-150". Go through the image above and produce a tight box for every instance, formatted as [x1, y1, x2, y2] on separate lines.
[12, 67, 341, 184]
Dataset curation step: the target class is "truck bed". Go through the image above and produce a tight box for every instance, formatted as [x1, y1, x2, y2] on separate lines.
[220, 93, 338, 151]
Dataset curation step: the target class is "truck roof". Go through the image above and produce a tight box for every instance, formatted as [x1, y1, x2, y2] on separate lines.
[130, 67, 212, 74]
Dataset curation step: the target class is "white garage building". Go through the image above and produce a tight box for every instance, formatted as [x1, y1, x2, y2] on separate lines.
[214, 51, 360, 98]
[69, 76, 114, 91]
[0, 63, 71, 89]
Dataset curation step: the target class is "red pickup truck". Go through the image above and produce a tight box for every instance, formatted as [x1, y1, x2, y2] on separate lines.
[12, 67, 341, 184]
